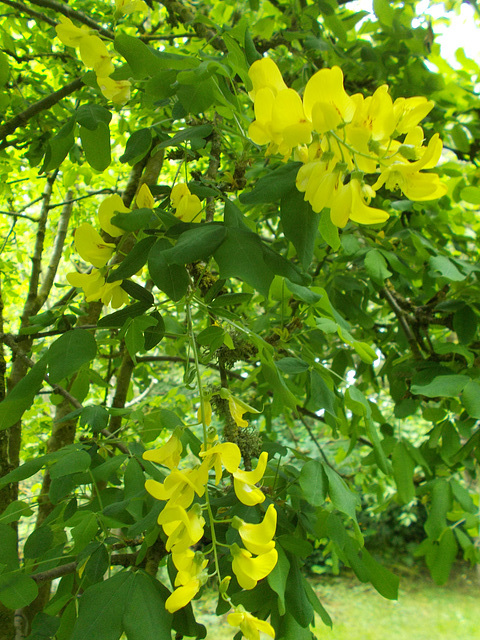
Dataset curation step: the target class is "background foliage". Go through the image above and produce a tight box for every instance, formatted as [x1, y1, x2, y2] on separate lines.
[1, 0, 480, 638]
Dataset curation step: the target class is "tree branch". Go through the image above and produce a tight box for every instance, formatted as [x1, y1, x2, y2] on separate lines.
[0, 0, 57, 26]
[26, 0, 114, 39]
[0, 78, 84, 146]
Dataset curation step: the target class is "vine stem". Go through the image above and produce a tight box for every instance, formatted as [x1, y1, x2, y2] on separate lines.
[185, 297, 223, 585]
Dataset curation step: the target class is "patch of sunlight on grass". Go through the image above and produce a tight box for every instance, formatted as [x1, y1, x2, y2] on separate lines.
[192, 570, 479, 640]
[312, 571, 479, 640]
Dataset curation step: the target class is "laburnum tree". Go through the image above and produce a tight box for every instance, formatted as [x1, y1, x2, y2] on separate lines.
[0, 0, 480, 638]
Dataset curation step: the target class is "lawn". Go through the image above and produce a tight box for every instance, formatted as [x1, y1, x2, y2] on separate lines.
[193, 569, 479, 639]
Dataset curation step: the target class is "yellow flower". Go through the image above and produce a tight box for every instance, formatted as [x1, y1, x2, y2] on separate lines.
[143, 435, 183, 470]
[136, 183, 155, 209]
[55, 16, 90, 47]
[393, 96, 434, 135]
[199, 441, 241, 484]
[373, 133, 446, 201]
[197, 399, 212, 427]
[231, 544, 278, 590]
[99, 281, 129, 309]
[303, 66, 356, 133]
[66, 269, 105, 301]
[98, 194, 130, 237]
[233, 452, 268, 506]
[74, 223, 115, 268]
[97, 77, 131, 105]
[170, 183, 202, 222]
[115, 0, 149, 15]
[79, 35, 115, 77]
[159, 504, 206, 553]
[330, 178, 389, 228]
[296, 159, 342, 214]
[145, 464, 207, 510]
[228, 607, 275, 640]
[165, 579, 201, 613]
[237, 504, 277, 555]
[248, 57, 287, 101]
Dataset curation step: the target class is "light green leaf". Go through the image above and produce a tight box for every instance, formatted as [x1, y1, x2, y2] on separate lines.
[299, 459, 326, 507]
[46, 330, 97, 384]
[323, 465, 358, 520]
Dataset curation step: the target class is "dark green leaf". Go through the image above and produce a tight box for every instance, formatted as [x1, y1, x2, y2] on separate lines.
[119, 128, 153, 164]
[392, 441, 415, 503]
[115, 34, 199, 78]
[177, 78, 217, 115]
[411, 374, 470, 398]
[79, 122, 111, 171]
[0, 572, 38, 609]
[324, 465, 358, 520]
[24, 525, 54, 559]
[46, 330, 97, 384]
[165, 224, 226, 265]
[267, 546, 289, 615]
[426, 529, 458, 585]
[262, 244, 310, 286]
[280, 181, 320, 269]
[453, 305, 477, 345]
[143, 311, 165, 351]
[214, 228, 273, 297]
[148, 239, 190, 301]
[111, 208, 155, 232]
[155, 125, 213, 150]
[425, 479, 452, 540]
[364, 249, 392, 284]
[120, 279, 155, 304]
[76, 104, 112, 130]
[41, 118, 75, 172]
[97, 301, 152, 328]
[284, 556, 314, 627]
[0, 360, 44, 430]
[462, 380, 480, 419]
[240, 163, 300, 205]
[299, 459, 326, 507]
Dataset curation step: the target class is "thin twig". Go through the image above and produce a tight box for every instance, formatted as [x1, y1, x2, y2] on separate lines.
[26, 0, 115, 38]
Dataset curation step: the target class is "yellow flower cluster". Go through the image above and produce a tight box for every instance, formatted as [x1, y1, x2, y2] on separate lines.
[248, 58, 447, 228]
[67, 185, 152, 308]
[143, 433, 278, 617]
[55, 16, 131, 105]
[170, 183, 203, 222]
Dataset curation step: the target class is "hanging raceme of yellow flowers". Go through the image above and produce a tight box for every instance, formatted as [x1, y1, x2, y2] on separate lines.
[247, 58, 447, 228]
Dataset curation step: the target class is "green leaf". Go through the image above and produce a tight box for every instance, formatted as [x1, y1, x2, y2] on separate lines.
[361, 549, 399, 599]
[148, 239, 190, 302]
[462, 380, 480, 419]
[24, 525, 54, 559]
[71, 512, 98, 552]
[453, 305, 477, 344]
[119, 128, 153, 164]
[425, 479, 452, 540]
[155, 125, 213, 150]
[426, 529, 458, 585]
[80, 405, 109, 434]
[125, 315, 156, 359]
[122, 572, 171, 640]
[79, 122, 111, 171]
[303, 578, 332, 627]
[0, 456, 49, 490]
[41, 118, 75, 172]
[299, 459, 326, 507]
[71, 572, 129, 640]
[267, 546, 289, 615]
[0, 500, 33, 524]
[373, 0, 394, 25]
[392, 441, 415, 503]
[143, 311, 165, 351]
[115, 34, 199, 78]
[214, 227, 273, 297]
[0, 523, 20, 570]
[276, 357, 309, 374]
[0, 572, 38, 609]
[308, 370, 336, 418]
[120, 280, 155, 304]
[50, 449, 91, 479]
[262, 245, 310, 286]
[280, 186, 320, 268]
[97, 301, 152, 328]
[165, 224, 226, 265]
[46, 330, 97, 384]
[429, 256, 467, 281]
[284, 556, 314, 628]
[240, 163, 300, 205]
[323, 465, 358, 520]
[364, 249, 392, 284]
[106, 236, 156, 281]
[177, 78, 217, 115]
[318, 208, 341, 251]
[460, 185, 480, 204]
[140, 407, 184, 442]
[76, 104, 112, 130]
[411, 374, 470, 398]
[111, 208, 155, 232]
[0, 359, 47, 430]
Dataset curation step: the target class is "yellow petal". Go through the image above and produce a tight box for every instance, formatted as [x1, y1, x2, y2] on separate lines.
[79, 35, 114, 76]
[74, 223, 115, 268]
[165, 579, 200, 613]
[97, 77, 131, 105]
[143, 435, 183, 470]
[55, 16, 90, 47]
[238, 504, 277, 555]
[98, 194, 130, 237]
[66, 270, 104, 300]
[303, 66, 355, 127]
[248, 57, 287, 100]
[136, 183, 155, 209]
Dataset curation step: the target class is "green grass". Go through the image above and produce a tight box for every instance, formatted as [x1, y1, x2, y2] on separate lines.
[193, 570, 480, 639]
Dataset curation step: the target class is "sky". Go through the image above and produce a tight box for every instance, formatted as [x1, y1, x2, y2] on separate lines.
[352, 0, 480, 67]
